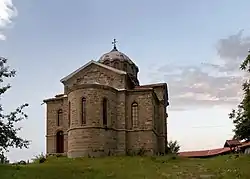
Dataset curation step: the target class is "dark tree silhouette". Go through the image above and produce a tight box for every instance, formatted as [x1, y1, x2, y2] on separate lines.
[0, 57, 29, 163]
[165, 140, 180, 154]
[229, 51, 250, 141]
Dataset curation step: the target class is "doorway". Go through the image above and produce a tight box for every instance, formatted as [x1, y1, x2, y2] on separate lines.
[56, 131, 64, 153]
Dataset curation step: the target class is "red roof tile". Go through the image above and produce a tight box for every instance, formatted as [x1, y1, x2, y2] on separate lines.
[240, 141, 250, 148]
[178, 147, 231, 158]
[224, 140, 241, 147]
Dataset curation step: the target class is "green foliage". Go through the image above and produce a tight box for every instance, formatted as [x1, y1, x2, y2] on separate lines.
[1, 155, 250, 178]
[0, 57, 29, 157]
[229, 52, 250, 140]
[137, 147, 147, 156]
[126, 147, 147, 156]
[150, 154, 179, 163]
[165, 140, 180, 154]
[0, 151, 9, 164]
[32, 153, 46, 164]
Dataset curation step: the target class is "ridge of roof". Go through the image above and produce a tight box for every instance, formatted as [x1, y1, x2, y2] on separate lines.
[60, 60, 126, 83]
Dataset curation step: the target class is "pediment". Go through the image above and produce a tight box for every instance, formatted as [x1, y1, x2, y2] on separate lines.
[60, 60, 126, 84]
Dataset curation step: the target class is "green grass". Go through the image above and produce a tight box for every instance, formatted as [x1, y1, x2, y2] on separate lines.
[1, 154, 250, 179]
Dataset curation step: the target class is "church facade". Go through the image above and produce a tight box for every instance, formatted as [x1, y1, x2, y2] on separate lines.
[44, 42, 169, 158]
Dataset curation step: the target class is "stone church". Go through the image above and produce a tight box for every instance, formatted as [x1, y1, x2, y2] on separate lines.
[44, 40, 169, 158]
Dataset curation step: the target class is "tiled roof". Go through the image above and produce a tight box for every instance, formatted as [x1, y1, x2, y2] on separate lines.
[98, 49, 137, 67]
[224, 139, 241, 147]
[240, 141, 250, 148]
[178, 140, 250, 158]
[178, 147, 231, 158]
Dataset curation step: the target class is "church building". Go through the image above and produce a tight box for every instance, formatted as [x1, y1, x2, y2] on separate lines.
[44, 40, 169, 158]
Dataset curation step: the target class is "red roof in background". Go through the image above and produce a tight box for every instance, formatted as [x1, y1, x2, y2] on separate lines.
[224, 139, 241, 147]
[240, 141, 250, 148]
[178, 140, 250, 158]
[178, 147, 231, 158]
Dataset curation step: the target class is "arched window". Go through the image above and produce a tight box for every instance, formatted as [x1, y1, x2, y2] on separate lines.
[57, 109, 63, 126]
[131, 102, 138, 128]
[81, 97, 86, 125]
[104, 60, 110, 66]
[114, 61, 119, 69]
[68, 101, 71, 127]
[102, 98, 108, 127]
[154, 105, 157, 130]
[123, 63, 127, 71]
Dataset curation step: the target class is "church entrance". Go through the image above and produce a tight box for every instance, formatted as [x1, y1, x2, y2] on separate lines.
[56, 131, 64, 153]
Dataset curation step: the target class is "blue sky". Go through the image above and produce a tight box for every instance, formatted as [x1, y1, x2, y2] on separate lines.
[1, 0, 250, 162]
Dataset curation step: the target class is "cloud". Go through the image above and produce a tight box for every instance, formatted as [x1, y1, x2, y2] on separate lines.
[0, 0, 17, 40]
[216, 30, 249, 61]
[150, 30, 250, 111]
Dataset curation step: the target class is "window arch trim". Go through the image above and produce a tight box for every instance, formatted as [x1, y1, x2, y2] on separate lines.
[81, 97, 86, 125]
[68, 101, 71, 127]
[103, 60, 110, 66]
[113, 61, 119, 69]
[102, 98, 108, 127]
[123, 63, 127, 71]
[57, 109, 63, 126]
[131, 102, 139, 128]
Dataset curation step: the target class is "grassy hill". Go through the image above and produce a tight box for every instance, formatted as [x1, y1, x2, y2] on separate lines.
[1, 154, 250, 179]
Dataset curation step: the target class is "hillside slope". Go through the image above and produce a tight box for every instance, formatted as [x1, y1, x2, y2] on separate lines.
[1, 155, 250, 179]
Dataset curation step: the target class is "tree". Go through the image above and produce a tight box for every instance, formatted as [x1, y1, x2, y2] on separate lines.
[165, 140, 180, 154]
[0, 151, 9, 164]
[0, 57, 29, 161]
[229, 52, 250, 141]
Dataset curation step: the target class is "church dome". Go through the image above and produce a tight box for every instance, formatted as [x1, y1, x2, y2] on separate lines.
[98, 48, 135, 66]
[98, 39, 139, 74]
[98, 40, 140, 86]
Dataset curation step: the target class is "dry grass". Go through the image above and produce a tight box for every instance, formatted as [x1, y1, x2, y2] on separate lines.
[1, 154, 250, 178]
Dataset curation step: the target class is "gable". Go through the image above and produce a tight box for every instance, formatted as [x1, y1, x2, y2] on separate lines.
[60, 60, 126, 83]
[61, 60, 128, 92]
[135, 83, 169, 106]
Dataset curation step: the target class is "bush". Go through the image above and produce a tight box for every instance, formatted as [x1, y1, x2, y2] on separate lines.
[137, 147, 147, 156]
[0, 152, 9, 164]
[32, 153, 46, 164]
[18, 160, 27, 165]
[165, 140, 180, 154]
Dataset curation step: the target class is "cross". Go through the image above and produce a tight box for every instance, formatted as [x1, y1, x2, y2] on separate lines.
[112, 38, 118, 49]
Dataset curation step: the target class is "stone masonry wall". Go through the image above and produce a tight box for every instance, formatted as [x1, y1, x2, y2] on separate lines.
[158, 102, 166, 153]
[45, 61, 169, 157]
[116, 91, 126, 154]
[152, 94, 160, 153]
[64, 64, 127, 93]
[152, 86, 168, 153]
[46, 97, 69, 154]
[67, 85, 117, 158]
[125, 90, 156, 154]
[126, 131, 155, 155]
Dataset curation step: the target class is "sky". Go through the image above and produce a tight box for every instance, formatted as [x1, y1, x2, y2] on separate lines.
[0, 0, 250, 162]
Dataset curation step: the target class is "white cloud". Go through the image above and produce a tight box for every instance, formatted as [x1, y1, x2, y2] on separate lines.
[0, 33, 6, 40]
[0, 0, 17, 40]
[149, 30, 250, 111]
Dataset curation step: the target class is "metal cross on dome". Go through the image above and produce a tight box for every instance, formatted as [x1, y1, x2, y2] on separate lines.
[112, 38, 118, 50]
